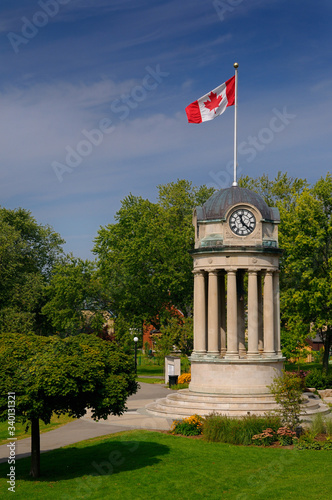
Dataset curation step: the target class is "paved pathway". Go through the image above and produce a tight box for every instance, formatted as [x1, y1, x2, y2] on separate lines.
[0, 383, 173, 464]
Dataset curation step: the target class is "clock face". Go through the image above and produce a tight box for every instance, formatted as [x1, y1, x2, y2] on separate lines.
[229, 208, 256, 236]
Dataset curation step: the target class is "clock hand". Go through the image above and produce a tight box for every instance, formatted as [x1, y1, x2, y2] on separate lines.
[239, 215, 250, 230]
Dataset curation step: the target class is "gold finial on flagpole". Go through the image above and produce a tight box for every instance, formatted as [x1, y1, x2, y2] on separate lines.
[234, 62, 239, 69]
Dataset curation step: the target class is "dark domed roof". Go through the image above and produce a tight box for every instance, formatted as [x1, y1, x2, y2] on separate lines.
[196, 187, 279, 222]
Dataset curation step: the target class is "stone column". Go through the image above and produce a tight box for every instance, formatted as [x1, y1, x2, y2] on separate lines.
[237, 270, 246, 357]
[219, 272, 226, 357]
[263, 270, 275, 357]
[247, 270, 260, 357]
[273, 270, 282, 357]
[225, 269, 238, 358]
[207, 271, 219, 355]
[258, 272, 264, 353]
[193, 270, 206, 354]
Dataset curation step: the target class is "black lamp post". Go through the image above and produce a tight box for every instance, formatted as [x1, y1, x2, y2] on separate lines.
[134, 336, 138, 374]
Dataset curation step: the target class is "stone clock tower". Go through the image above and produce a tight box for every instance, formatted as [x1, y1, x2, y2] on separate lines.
[189, 186, 283, 400]
[147, 186, 328, 417]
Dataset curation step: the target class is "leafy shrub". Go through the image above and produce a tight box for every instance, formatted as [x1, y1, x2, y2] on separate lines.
[305, 369, 332, 390]
[295, 433, 332, 450]
[203, 413, 281, 446]
[322, 438, 332, 450]
[286, 370, 308, 390]
[295, 434, 322, 450]
[268, 371, 304, 429]
[178, 373, 191, 384]
[170, 414, 204, 436]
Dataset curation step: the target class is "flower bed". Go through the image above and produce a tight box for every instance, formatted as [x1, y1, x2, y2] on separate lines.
[169, 412, 332, 450]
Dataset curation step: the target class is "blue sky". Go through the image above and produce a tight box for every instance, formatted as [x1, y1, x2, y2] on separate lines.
[0, 0, 331, 259]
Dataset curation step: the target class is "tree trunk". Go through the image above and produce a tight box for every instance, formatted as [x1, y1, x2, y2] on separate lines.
[322, 332, 331, 374]
[29, 418, 40, 478]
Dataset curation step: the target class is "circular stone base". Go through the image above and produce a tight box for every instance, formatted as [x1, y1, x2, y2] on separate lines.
[145, 357, 330, 419]
[145, 358, 331, 420]
[189, 357, 284, 395]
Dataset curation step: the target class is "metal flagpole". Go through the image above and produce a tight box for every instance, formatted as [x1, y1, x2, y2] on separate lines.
[232, 62, 239, 187]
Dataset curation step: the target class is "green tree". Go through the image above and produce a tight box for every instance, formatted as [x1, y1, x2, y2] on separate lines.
[42, 256, 112, 337]
[239, 172, 332, 365]
[158, 316, 193, 357]
[238, 171, 308, 210]
[280, 174, 332, 372]
[157, 180, 215, 317]
[94, 180, 214, 328]
[0, 207, 64, 335]
[0, 332, 137, 478]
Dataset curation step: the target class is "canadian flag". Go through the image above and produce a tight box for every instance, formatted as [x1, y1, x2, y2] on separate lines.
[185, 76, 235, 124]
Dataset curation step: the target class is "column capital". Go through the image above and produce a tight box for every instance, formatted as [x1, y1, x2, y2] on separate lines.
[263, 268, 279, 275]
[193, 269, 205, 276]
[248, 269, 259, 275]
[208, 270, 219, 277]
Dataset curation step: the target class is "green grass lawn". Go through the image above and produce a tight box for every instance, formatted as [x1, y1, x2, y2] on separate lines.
[284, 361, 323, 372]
[136, 359, 164, 377]
[0, 414, 76, 445]
[1, 430, 331, 499]
[136, 377, 165, 384]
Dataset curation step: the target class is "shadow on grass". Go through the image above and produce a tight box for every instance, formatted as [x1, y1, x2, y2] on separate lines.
[0, 435, 170, 483]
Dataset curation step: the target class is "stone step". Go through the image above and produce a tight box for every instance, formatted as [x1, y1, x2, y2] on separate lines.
[167, 390, 276, 404]
[146, 404, 275, 418]
[147, 401, 330, 419]
[158, 392, 322, 409]
[145, 391, 331, 419]
[154, 398, 278, 411]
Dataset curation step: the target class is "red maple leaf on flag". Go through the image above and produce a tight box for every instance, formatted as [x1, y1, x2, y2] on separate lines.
[204, 91, 222, 113]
